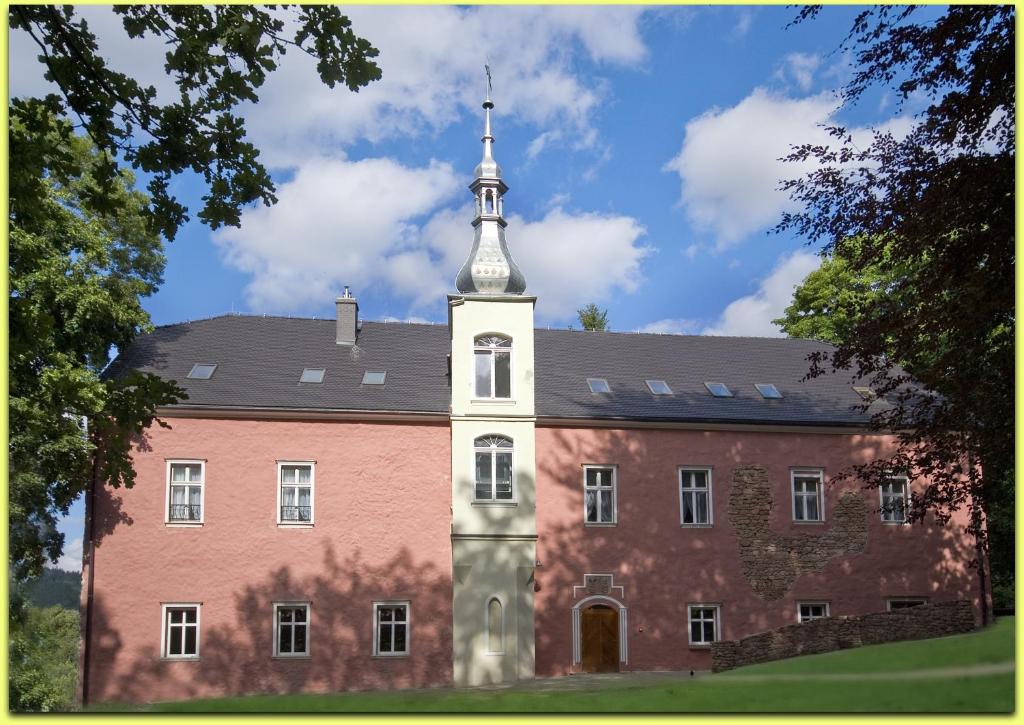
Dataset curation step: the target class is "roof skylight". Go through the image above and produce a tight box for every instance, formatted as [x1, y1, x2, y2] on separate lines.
[853, 386, 876, 401]
[588, 378, 611, 394]
[300, 368, 325, 384]
[187, 363, 217, 380]
[362, 371, 387, 385]
[704, 382, 733, 398]
[646, 380, 672, 395]
[755, 383, 783, 399]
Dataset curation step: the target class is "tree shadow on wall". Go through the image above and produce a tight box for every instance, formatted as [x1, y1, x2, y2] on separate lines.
[87, 543, 453, 704]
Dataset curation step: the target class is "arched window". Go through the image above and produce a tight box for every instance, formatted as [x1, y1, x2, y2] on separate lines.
[486, 597, 504, 654]
[474, 435, 513, 501]
[474, 335, 511, 399]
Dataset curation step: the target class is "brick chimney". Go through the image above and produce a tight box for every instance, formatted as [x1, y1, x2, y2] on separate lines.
[335, 286, 358, 345]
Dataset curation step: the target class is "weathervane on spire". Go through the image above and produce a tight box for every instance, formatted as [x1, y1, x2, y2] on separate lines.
[484, 63, 492, 101]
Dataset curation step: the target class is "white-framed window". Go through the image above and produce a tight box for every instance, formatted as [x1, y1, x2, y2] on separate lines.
[373, 602, 409, 656]
[474, 335, 512, 399]
[166, 460, 205, 524]
[486, 596, 504, 655]
[584, 466, 617, 525]
[273, 603, 310, 657]
[277, 462, 314, 525]
[688, 604, 720, 646]
[474, 435, 514, 502]
[679, 468, 713, 526]
[887, 598, 927, 611]
[161, 603, 200, 659]
[880, 476, 909, 523]
[798, 602, 830, 622]
[792, 469, 825, 522]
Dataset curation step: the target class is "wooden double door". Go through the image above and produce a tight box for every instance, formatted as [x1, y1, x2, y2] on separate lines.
[580, 605, 619, 673]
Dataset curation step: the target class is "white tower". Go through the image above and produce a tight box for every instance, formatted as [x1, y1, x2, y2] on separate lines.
[448, 73, 537, 686]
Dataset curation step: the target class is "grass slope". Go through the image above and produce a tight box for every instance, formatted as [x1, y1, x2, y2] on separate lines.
[100, 616, 1015, 713]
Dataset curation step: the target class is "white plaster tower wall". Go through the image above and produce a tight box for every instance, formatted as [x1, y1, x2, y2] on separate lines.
[448, 82, 537, 687]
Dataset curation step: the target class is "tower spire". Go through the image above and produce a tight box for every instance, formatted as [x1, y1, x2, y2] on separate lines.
[455, 68, 527, 295]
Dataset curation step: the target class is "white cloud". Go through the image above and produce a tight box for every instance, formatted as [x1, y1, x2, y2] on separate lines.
[702, 250, 821, 337]
[732, 9, 754, 38]
[664, 88, 913, 250]
[243, 5, 650, 167]
[683, 243, 700, 260]
[217, 161, 650, 322]
[775, 52, 821, 93]
[640, 318, 698, 335]
[420, 203, 651, 321]
[213, 156, 462, 311]
[56, 537, 83, 573]
[9, 6, 651, 168]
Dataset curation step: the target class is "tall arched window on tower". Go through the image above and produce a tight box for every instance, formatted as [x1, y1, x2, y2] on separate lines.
[486, 596, 504, 654]
[474, 435, 514, 501]
[474, 335, 512, 399]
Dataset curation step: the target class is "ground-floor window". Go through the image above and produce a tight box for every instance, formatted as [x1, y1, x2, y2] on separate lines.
[374, 602, 409, 656]
[274, 603, 310, 656]
[162, 604, 200, 658]
[887, 598, 927, 610]
[687, 604, 720, 646]
[798, 602, 830, 622]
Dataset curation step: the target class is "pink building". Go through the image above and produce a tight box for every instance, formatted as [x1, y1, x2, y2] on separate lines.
[80, 96, 983, 705]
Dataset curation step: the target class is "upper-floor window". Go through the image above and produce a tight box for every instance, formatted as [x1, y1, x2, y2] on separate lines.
[278, 462, 314, 525]
[474, 335, 511, 399]
[880, 476, 909, 523]
[679, 468, 712, 526]
[792, 469, 824, 522]
[474, 435, 514, 501]
[167, 461, 204, 524]
[162, 603, 200, 659]
[584, 466, 616, 525]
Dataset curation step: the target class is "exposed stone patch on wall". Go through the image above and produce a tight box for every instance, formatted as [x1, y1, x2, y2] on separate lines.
[730, 466, 868, 600]
[711, 600, 976, 672]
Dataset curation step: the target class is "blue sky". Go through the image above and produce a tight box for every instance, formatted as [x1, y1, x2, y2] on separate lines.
[10, 5, 930, 569]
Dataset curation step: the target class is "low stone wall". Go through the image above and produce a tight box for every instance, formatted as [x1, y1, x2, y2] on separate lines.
[711, 600, 976, 672]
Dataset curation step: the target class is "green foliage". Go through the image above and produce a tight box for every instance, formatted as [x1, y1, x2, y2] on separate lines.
[577, 303, 609, 332]
[22, 568, 82, 611]
[9, 606, 81, 712]
[779, 6, 1014, 619]
[9, 112, 185, 580]
[10, 5, 381, 240]
[8, 4, 381, 581]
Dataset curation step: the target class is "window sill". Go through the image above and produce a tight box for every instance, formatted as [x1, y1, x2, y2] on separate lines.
[272, 654, 312, 660]
[472, 501, 518, 507]
[166, 522, 203, 528]
[161, 656, 200, 661]
[881, 521, 908, 526]
[277, 523, 315, 529]
[791, 520, 825, 525]
[484, 651, 506, 657]
[470, 399, 517, 405]
[585, 522, 617, 527]
[688, 644, 713, 650]
[680, 523, 713, 529]
[372, 653, 410, 659]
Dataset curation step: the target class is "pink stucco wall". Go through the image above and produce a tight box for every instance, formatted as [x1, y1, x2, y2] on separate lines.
[82, 417, 453, 704]
[533, 426, 983, 677]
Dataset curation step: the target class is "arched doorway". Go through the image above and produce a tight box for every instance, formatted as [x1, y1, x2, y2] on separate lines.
[580, 604, 619, 673]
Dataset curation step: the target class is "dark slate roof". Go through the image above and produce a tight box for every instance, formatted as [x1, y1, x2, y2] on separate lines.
[108, 314, 880, 426]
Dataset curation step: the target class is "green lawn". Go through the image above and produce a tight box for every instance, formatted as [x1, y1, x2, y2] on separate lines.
[95, 617, 1015, 713]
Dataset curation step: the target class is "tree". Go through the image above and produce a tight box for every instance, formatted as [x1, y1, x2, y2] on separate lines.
[9, 606, 80, 712]
[8, 6, 381, 580]
[577, 303, 609, 332]
[778, 6, 1013, 623]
